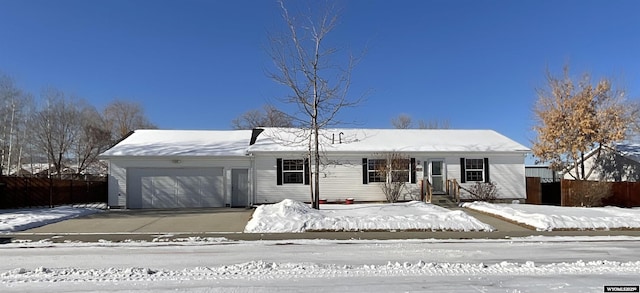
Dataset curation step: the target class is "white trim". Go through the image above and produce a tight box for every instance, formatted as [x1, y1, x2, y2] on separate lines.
[465, 158, 485, 182]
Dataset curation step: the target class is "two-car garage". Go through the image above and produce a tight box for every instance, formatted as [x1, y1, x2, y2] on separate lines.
[127, 168, 225, 209]
[100, 129, 255, 209]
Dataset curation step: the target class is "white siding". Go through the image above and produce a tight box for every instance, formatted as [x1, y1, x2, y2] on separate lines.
[107, 161, 127, 207]
[106, 152, 527, 207]
[254, 154, 398, 203]
[106, 157, 250, 208]
[254, 152, 527, 204]
[457, 155, 526, 199]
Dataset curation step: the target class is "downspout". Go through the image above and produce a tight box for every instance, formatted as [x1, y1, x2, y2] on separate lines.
[249, 152, 256, 206]
[248, 128, 263, 206]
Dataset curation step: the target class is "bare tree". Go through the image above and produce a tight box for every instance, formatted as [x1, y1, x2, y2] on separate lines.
[417, 119, 450, 129]
[231, 104, 293, 129]
[532, 66, 639, 180]
[74, 105, 111, 175]
[103, 99, 156, 140]
[267, 0, 363, 209]
[391, 114, 451, 129]
[31, 88, 83, 177]
[391, 114, 412, 129]
[0, 74, 33, 176]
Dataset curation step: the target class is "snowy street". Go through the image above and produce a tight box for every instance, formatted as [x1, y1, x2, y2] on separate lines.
[2, 237, 639, 292]
[2, 201, 640, 291]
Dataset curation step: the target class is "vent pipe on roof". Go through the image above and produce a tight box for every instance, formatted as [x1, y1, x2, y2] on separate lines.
[332, 133, 335, 144]
[339, 132, 344, 144]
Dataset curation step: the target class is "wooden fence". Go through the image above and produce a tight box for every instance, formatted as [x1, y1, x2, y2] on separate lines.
[0, 176, 107, 209]
[560, 179, 640, 207]
[527, 177, 640, 207]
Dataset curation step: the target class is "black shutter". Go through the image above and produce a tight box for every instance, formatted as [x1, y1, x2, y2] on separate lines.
[484, 158, 490, 183]
[460, 158, 466, 183]
[362, 158, 368, 184]
[276, 158, 283, 185]
[304, 158, 310, 185]
[410, 158, 416, 184]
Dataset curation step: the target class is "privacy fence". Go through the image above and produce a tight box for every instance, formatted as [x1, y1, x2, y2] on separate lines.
[526, 177, 640, 207]
[0, 176, 107, 209]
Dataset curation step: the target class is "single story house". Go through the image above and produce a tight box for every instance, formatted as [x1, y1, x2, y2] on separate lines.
[99, 128, 530, 209]
[563, 143, 640, 182]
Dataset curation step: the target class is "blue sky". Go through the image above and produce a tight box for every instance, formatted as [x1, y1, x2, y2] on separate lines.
[1, 0, 639, 157]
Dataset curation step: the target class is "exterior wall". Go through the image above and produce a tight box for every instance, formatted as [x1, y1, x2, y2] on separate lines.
[442, 155, 526, 200]
[253, 152, 527, 204]
[461, 155, 526, 199]
[106, 157, 250, 208]
[254, 154, 390, 203]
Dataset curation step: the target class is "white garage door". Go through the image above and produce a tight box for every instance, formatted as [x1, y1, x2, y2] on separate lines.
[127, 168, 224, 209]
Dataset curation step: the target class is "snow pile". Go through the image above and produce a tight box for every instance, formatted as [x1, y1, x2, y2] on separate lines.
[2, 260, 639, 284]
[245, 199, 494, 233]
[463, 202, 640, 231]
[0, 206, 103, 233]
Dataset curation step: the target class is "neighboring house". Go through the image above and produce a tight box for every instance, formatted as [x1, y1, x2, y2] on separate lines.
[99, 128, 530, 209]
[562, 143, 640, 182]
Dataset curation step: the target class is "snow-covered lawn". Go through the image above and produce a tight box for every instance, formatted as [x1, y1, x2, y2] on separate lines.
[0, 206, 104, 233]
[244, 199, 494, 232]
[463, 201, 640, 231]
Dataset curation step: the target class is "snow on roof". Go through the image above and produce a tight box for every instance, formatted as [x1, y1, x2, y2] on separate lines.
[249, 128, 530, 153]
[576, 142, 640, 164]
[100, 129, 252, 157]
[614, 142, 640, 162]
[99, 128, 529, 158]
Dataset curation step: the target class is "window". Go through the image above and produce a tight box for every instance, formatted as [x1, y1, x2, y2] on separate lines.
[282, 159, 304, 184]
[364, 158, 412, 183]
[465, 158, 484, 182]
[367, 159, 386, 183]
[390, 158, 410, 183]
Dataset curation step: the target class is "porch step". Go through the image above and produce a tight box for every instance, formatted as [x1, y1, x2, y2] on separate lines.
[430, 195, 460, 208]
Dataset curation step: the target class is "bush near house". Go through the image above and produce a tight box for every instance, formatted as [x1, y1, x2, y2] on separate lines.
[466, 182, 499, 202]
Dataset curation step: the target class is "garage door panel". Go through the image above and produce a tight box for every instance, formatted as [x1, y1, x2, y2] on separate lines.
[153, 192, 176, 208]
[202, 175, 224, 207]
[177, 175, 199, 206]
[152, 176, 176, 208]
[128, 168, 224, 209]
[176, 176, 202, 207]
[201, 175, 224, 207]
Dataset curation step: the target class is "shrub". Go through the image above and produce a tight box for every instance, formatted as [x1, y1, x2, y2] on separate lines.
[466, 182, 499, 202]
[565, 181, 612, 207]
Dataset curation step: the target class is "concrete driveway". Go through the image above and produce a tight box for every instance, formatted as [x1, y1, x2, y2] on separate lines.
[23, 208, 255, 234]
[6, 206, 640, 244]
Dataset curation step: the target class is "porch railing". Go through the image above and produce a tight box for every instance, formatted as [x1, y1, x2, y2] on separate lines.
[446, 179, 461, 203]
[421, 179, 433, 203]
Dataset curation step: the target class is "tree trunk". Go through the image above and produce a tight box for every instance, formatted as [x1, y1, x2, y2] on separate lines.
[313, 127, 320, 209]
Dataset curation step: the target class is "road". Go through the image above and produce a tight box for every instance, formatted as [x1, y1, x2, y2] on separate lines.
[1, 237, 639, 292]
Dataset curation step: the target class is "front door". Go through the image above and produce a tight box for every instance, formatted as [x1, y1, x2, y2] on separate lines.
[231, 169, 249, 207]
[429, 160, 445, 194]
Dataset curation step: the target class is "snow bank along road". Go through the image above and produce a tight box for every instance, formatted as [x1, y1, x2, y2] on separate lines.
[1, 236, 639, 292]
